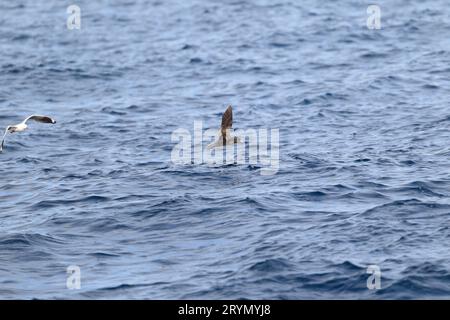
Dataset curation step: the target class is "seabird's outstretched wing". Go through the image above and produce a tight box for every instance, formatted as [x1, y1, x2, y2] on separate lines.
[221, 105, 232, 145]
[23, 115, 56, 124]
[1, 127, 9, 152]
[220, 106, 233, 146]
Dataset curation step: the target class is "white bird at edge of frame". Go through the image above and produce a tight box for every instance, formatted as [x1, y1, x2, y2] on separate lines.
[1, 115, 57, 153]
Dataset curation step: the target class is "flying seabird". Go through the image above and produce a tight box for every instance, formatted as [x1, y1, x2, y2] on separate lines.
[207, 105, 241, 149]
[1, 115, 56, 152]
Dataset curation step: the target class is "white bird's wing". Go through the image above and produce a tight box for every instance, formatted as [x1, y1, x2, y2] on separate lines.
[1, 127, 9, 152]
[23, 115, 56, 124]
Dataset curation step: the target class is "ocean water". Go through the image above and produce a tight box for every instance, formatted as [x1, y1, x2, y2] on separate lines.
[0, 0, 449, 299]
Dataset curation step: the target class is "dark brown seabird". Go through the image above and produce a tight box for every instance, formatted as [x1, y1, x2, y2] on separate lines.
[207, 105, 241, 149]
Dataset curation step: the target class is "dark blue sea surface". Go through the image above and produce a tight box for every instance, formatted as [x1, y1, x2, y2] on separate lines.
[0, 0, 449, 299]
